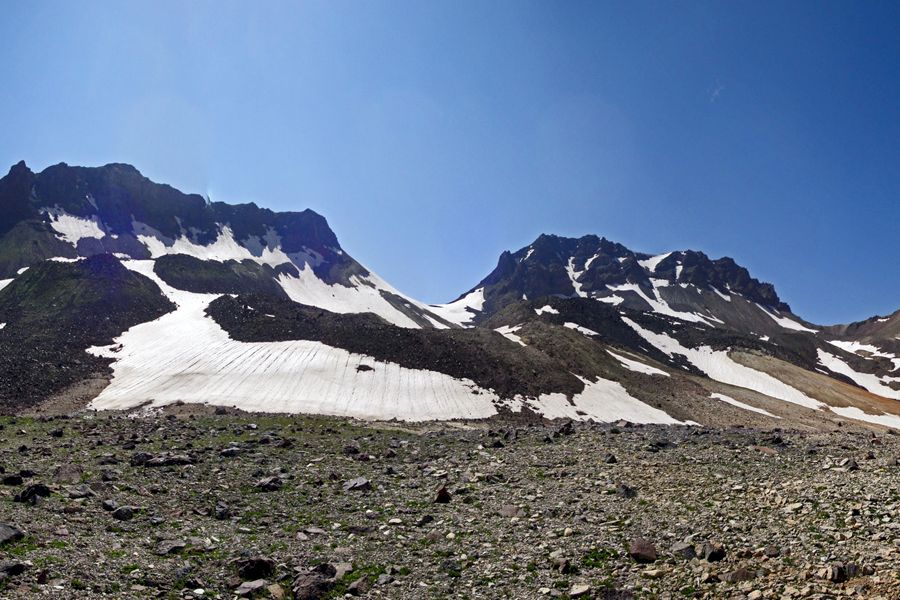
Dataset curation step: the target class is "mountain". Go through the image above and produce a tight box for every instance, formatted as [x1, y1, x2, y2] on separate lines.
[438, 233, 805, 332]
[0, 160, 451, 329]
[0, 161, 897, 431]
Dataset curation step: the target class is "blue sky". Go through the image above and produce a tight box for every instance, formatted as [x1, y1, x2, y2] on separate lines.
[1, 1, 898, 324]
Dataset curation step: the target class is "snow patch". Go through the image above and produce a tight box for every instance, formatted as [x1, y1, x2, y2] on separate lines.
[43, 208, 105, 246]
[607, 350, 669, 377]
[623, 317, 823, 410]
[494, 325, 525, 346]
[279, 264, 424, 329]
[709, 393, 780, 419]
[0, 279, 12, 292]
[429, 287, 485, 327]
[638, 252, 672, 273]
[608, 282, 718, 325]
[828, 406, 900, 429]
[817, 349, 900, 400]
[535, 305, 559, 316]
[756, 305, 818, 333]
[826, 340, 900, 371]
[522, 377, 684, 424]
[564, 322, 599, 336]
[566, 257, 588, 298]
[136, 224, 293, 268]
[711, 288, 731, 302]
[596, 294, 624, 306]
[88, 261, 498, 421]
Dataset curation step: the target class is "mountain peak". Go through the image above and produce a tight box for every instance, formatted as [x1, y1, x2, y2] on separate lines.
[456, 232, 795, 331]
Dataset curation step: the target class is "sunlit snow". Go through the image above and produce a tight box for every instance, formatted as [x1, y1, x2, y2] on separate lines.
[755, 304, 819, 333]
[817, 349, 900, 400]
[136, 224, 293, 268]
[88, 261, 497, 421]
[278, 264, 425, 329]
[637, 252, 672, 273]
[607, 350, 669, 377]
[494, 325, 525, 346]
[428, 287, 485, 327]
[564, 322, 599, 336]
[622, 317, 823, 410]
[43, 208, 105, 246]
[523, 377, 685, 424]
[709, 392, 779, 418]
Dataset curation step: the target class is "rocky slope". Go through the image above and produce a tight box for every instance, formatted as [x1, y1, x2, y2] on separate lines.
[0, 409, 897, 599]
[0, 255, 173, 410]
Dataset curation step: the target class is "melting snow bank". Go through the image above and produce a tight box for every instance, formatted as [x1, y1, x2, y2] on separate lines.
[494, 325, 525, 346]
[755, 304, 819, 333]
[428, 287, 485, 327]
[623, 316, 900, 427]
[277, 264, 427, 329]
[42, 207, 105, 246]
[88, 262, 496, 421]
[622, 317, 823, 410]
[607, 350, 669, 377]
[86, 261, 685, 424]
[817, 349, 900, 400]
[710, 393, 780, 419]
[520, 377, 686, 425]
[828, 406, 900, 429]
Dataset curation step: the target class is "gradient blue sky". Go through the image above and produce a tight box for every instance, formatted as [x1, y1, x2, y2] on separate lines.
[1, 1, 898, 323]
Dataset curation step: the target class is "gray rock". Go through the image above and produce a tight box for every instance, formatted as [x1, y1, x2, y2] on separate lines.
[156, 539, 186, 555]
[0, 524, 24, 546]
[629, 538, 657, 563]
[343, 477, 371, 492]
[235, 578, 269, 596]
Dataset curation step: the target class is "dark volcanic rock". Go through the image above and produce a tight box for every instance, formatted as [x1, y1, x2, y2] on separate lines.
[0, 524, 24, 546]
[14, 483, 50, 505]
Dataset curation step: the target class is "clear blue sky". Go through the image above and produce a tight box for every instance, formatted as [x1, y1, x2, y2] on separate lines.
[1, 1, 898, 324]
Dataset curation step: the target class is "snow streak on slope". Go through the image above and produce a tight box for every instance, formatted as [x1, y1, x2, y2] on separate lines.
[277, 264, 429, 329]
[710, 393, 779, 419]
[622, 317, 823, 410]
[607, 350, 669, 377]
[0, 279, 12, 292]
[524, 377, 685, 425]
[136, 224, 293, 268]
[88, 262, 496, 421]
[817, 350, 900, 400]
[566, 256, 589, 298]
[43, 208, 105, 246]
[826, 341, 900, 372]
[827, 406, 900, 429]
[608, 283, 717, 325]
[638, 252, 672, 273]
[428, 288, 485, 326]
[494, 325, 525, 346]
[755, 304, 819, 333]
[564, 322, 599, 336]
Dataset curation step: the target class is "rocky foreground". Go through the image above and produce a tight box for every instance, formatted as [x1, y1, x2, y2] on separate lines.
[0, 408, 898, 599]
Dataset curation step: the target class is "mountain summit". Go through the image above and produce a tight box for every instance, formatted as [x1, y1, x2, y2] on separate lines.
[0, 161, 449, 328]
